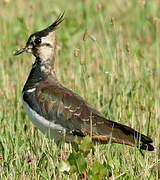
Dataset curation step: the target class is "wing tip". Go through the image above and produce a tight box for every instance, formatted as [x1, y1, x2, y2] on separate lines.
[140, 143, 154, 151]
[138, 134, 154, 151]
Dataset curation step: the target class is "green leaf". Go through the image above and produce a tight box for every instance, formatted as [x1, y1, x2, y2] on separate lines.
[76, 156, 87, 173]
[90, 162, 108, 180]
[79, 136, 93, 154]
[67, 151, 87, 174]
[74, 136, 80, 145]
[59, 160, 70, 172]
[67, 151, 80, 174]
[67, 151, 80, 166]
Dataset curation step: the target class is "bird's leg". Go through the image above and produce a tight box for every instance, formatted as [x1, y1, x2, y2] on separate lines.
[59, 130, 66, 160]
[81, 171, 87, 180]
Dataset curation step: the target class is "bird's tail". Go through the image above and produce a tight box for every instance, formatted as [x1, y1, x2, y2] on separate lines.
[91, 116, 154, 151]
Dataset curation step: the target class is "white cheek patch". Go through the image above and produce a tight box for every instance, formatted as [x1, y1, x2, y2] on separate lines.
[41, 32, 55, 47]
[37, 35, 55, 61]
[41, 37, 53, 47]
[39, 46, 54, 60]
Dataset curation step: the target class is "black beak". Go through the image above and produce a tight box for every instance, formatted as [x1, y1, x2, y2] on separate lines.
[14, 47, 27, 56]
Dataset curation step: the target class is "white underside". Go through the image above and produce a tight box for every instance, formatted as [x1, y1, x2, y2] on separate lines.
[22, 93, 65, 141]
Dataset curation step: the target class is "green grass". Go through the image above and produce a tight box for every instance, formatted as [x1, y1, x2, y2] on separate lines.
[0, 0, 159, 179]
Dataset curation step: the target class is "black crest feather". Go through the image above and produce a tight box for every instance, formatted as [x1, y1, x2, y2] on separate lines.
[31, 13, 64, 38]
[47, 12, 64, 31]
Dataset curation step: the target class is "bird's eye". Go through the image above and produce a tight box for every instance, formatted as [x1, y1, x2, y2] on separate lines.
[34, 38, 41, 45]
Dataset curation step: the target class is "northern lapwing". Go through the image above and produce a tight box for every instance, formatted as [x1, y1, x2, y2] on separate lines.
[14, 13, 154, 151]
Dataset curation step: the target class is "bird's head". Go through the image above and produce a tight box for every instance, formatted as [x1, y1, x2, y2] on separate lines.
[14, 13, 64, 62]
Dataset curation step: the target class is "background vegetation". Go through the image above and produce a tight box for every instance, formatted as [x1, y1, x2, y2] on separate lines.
[0, 0, 159, 179]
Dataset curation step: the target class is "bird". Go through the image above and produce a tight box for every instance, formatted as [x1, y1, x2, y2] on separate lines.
[14, 13, 154, 151]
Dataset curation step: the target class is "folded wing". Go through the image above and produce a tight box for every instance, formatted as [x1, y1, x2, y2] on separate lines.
[34, 83, 154, 151]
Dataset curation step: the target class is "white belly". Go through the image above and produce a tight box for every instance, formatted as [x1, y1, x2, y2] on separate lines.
[22, 95, 65, 142]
